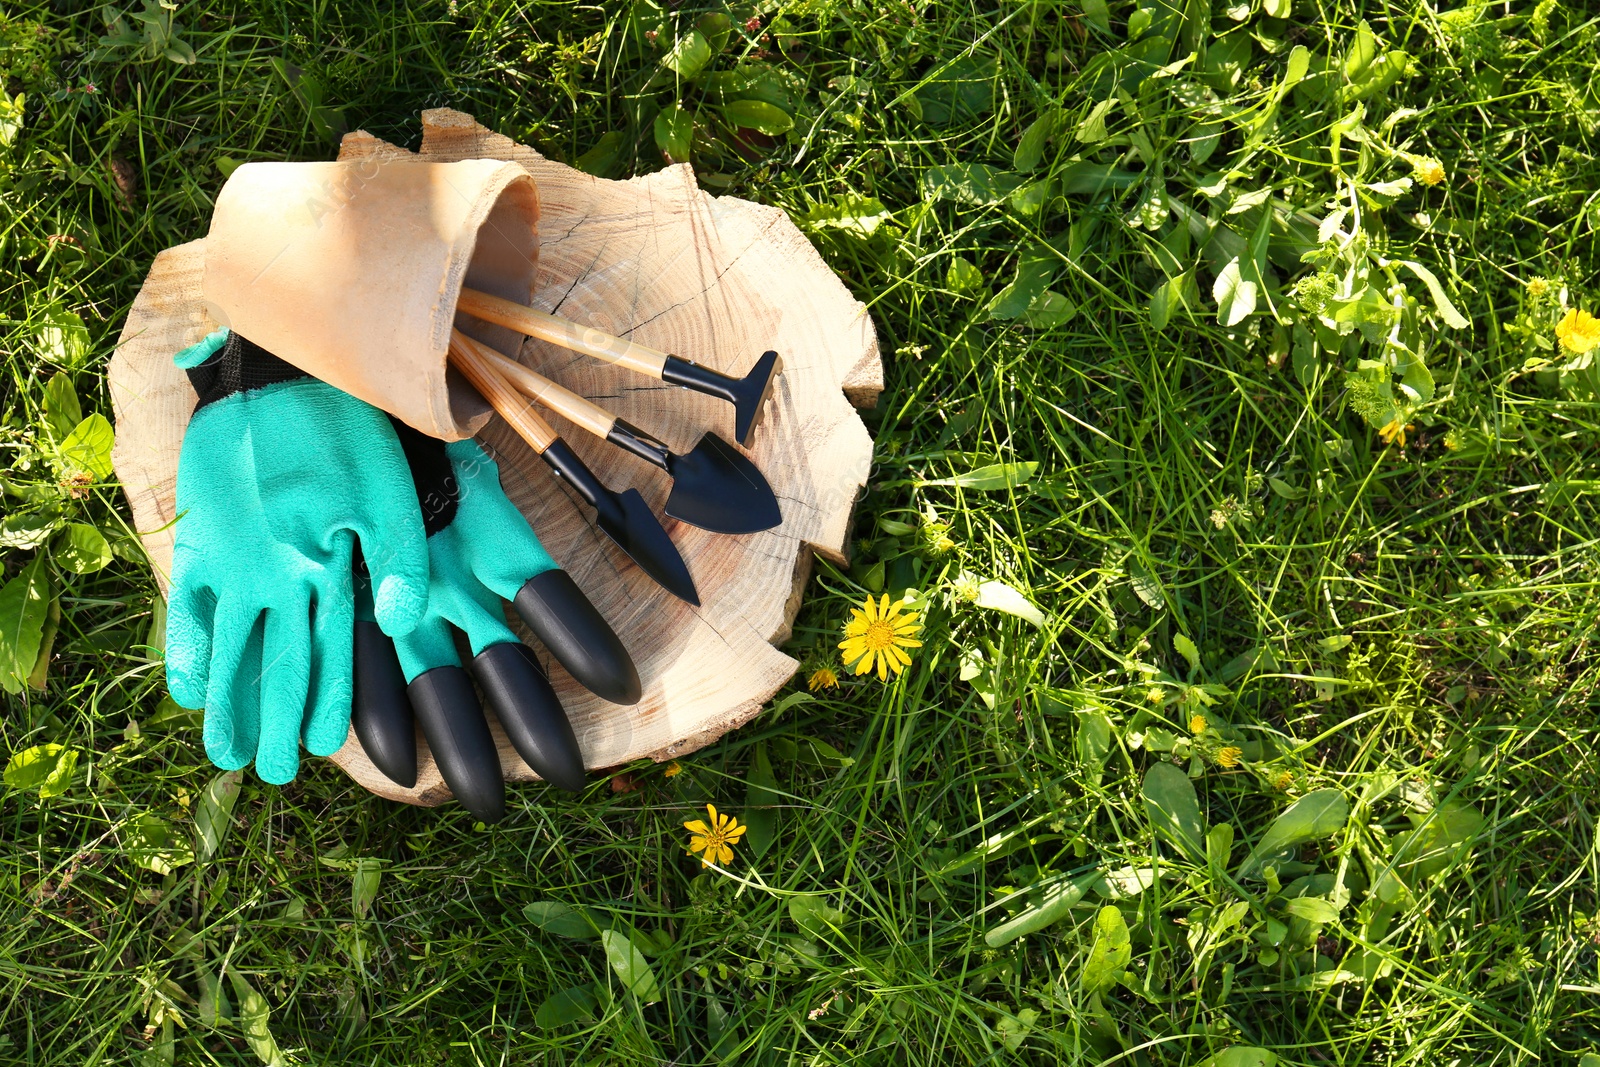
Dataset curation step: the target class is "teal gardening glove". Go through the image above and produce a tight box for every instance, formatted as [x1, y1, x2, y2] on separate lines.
[352, 423, 639, 821]
[166, 330, 430, 784]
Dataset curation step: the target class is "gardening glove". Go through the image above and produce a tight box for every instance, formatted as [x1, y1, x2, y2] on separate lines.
[166, 329, 431, 785]
[352, 423, 611, 821]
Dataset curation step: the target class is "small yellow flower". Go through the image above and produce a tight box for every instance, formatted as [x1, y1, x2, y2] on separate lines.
[1145, 687, 1165, 704]
[1377, 418, 1413, 448]
[808, 667, 839, 691]
[1189, 714, 1208, 734]
[839, 594, 923, 681]
[663, 760, 682, 778]
[1411, 156, 1446, 187]
[684, 804, 746, 867]
[1216, 746, 1243, 769]
[1272, 771, 1294, 791]
[1526, 277, 1550, 300]
[1556, 308, 1600, 355]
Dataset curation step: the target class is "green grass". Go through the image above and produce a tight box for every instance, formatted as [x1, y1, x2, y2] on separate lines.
[4, 0, 1600, 1063]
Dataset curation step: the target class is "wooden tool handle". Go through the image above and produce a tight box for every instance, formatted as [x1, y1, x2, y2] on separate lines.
[457, 288, 670, 380]
[447, 331, 558, 453]
[467, 341, 618, 440]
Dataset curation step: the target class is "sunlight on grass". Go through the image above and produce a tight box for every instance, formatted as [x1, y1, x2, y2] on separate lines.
[2, 1, 1599, 1063]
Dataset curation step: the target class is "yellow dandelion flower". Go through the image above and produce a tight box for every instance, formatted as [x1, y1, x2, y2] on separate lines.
[808, 667, 839, 691]
[1145, 687, 1165, 704]
[1273, 771, 1294, 791]
[1189, 714, 1208, 734]
[684, 804, 747, 867]
[1411, 156, 1446, 187]
[663, 760, 682, 778]
[1377, 418, 1413, 449]
[1556, 308, 1600, 355]
[1216, 746, 1243, 769]
[839, 594, 923, 681]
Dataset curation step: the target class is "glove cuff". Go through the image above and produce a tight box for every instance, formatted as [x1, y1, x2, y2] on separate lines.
[187, 332, 310, 411]
[388, 417, 460, 536]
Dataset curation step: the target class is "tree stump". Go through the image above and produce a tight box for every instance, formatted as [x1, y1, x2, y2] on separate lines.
[109, 109, 881, 806]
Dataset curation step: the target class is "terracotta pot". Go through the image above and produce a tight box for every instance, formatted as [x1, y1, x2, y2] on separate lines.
[202, 157, 539, 439]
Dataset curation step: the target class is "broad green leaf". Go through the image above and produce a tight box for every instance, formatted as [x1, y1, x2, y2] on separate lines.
[1174, 634, 1200, 675]
[600, 928, 661, 1001]
[352, 858, 381, 919]
[664, 30, 712, 78]
[524, 900, 602, 940]
[0, 556, 52, 694]
[975, 580, 1045, 627]
[721, 98, 793, 134]
[194, 770, 242, 861]
[0, 512, 58, 550]
[805, 193, 891, 239]
[1207, 822, 1235, 871]
[695, 10, 731, 54]
[34, 304, 90, 368]
[26, 595, 59, 691]
[1142, 763, 1205, 861]
[4, 743, 79, 798]
[1150, 272, 1190, 332]
[0, 90, 22, 147]
[535, 984, 598, 1028]
[985, 871, 1097, 946]
[995, 1007, 1039, 1052]
[922, 461, 1037, 490]
[197, 962, 230, 1027]
[1283, 896, 1339, 923]
[42, 372, 82, 441]
[1075, 97, 1115, 143]
[987, 252, 1057, 319]
[1080, 905, 1131, 994]
[1076, 706, 1113, 780]
[1383, 799, 1485, 896]
[743, 742, 779, 860]
[946, 256, 983, 294]
[921, 162, 1024, 206]
[1398, 260, 1469, 329]
[575, 130, 627, 178]
[149, 693, 203, 732]
[653, 105, 694, 164]
[915, 54, 998, 126]
[1056, 159, 1140, 194]
[1008, 179, 1053, 217]
[1343, 20, 1379, 82]
[60, 413, 114, 480]
[789, 894, 846, 937]
[56, 523, 112, 574]
[1213, 257, 1256, 327]
[1022, 290, 1076, 328]
[124, 813, 196, 875]
[1283, 51, 1309, 92]
[227, 969, 287, 1067]
[1196, 1048, 1278, 1067]
[1239, 789, 1349, 876]
[1013, 110, 1058, 172]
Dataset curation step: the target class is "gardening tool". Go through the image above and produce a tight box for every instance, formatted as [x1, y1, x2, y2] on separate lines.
[449, 331, 702, 607]
[165, 328, 433, 785]
[455, 287, 783, 447]
[469, 340, 782, 535]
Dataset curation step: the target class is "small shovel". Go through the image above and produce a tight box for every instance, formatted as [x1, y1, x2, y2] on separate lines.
[449, 331, 701, 607]
[471, 342, 781, 535]
[456, 288, 782, 447]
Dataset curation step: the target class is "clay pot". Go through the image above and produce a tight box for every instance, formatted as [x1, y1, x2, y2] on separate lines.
[202, 158, 539, 439]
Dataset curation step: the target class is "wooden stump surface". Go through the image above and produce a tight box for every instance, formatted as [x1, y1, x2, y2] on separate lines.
[108, 109, 881, 806]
